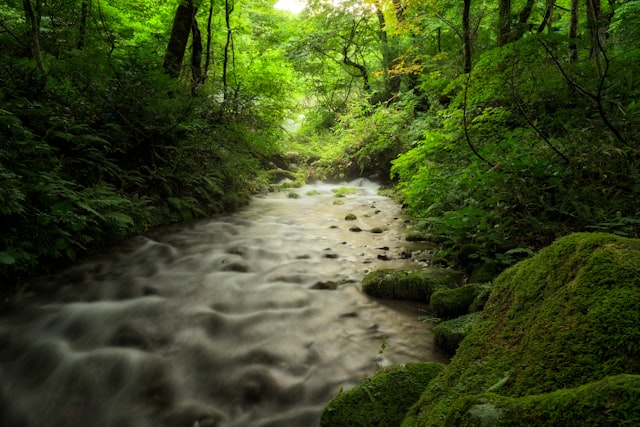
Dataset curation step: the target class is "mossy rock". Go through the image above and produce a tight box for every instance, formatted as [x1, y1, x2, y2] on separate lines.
[468, 282, 493, 312]
[362, 268, 463, 302]
[433, 312, 481, 355]
[403, 233, 640, 426]
[320, 362, 445, 427]
[469, 261, 500, 283]
[430, 284, 484, 319]
[446, 374, 640, 426]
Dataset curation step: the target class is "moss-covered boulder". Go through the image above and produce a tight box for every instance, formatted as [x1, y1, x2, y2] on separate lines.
[320, 363, 445, 427]
[446, 374, 640, 426]
[432, 312, 481, 355]
[429, 283, 490, 319]
[362, 268, 463, 302]
[403, 232, 640, 426]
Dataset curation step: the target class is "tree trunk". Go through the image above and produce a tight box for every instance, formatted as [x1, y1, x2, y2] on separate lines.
[342, 20, 370, 91]
[375, 4, 399, 100]
[537, 0, 555, 34]
[163, 2, 197, 78]
[568, 0, 579, 62]
[497, 0, 511, 47]
[190, 18, 203, 91]
[77, 0, 89, 49]
[23, 0, 47, 86]
[511, 0, 535, 41]
[586, 0, 606, 78]
[463, 0, 472, 73]
[203, 0, 214, 80]
[223, 0, 234, 98]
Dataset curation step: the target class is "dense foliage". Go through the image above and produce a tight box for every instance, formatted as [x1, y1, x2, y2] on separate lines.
[288, 0, 640, 273]
[0, 0, 296, 284]
[4, 0, 640, 283]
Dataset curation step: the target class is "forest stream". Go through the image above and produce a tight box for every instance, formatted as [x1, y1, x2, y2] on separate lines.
[0, 179, 449, 427]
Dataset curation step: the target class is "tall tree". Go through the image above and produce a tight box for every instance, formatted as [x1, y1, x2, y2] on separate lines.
[569, 0, 579, 62]
[164, 1, 198, 78]
[462, 0, 472, 73]
[586, 0, 606, 78]
[497, 0, 511, 47]
[23, 0, 46, 85]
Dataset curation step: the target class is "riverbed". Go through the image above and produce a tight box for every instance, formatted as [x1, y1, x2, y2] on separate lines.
[0, 179, 448, 427]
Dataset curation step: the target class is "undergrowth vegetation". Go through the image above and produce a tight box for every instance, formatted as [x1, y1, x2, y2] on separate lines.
[288, 1, 640, 274]
[0, 0, 292, 285]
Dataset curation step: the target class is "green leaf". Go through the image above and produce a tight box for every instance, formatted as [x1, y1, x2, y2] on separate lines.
[0, 252, 16, 265]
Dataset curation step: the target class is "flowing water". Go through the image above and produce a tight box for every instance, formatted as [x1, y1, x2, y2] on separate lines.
[0, 179, 449, 427]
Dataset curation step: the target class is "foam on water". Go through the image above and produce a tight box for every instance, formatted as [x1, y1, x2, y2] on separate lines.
[0, 180, 448, 427]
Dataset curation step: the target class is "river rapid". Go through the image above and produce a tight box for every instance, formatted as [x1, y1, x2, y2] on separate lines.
[0, 179, 449, 427]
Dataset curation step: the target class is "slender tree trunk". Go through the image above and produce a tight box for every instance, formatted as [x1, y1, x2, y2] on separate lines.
[203, 0, 214, 79]
[163, 1, 197, 78]
[375, 4, 399, 99]
[23, 0, 47, 85]
[586, 0, 606, 78]
[511, 0, 535, 41]
[223, 0, 234, 98]
[77, 0, 90, 49]
[463, 0, 472, 73]
[497, 0, 511, 47]
[568, 0, 579, 62]
[190, 18, 203, 91]
[537, 0, 555, 34]
[342, 20, 370, 91]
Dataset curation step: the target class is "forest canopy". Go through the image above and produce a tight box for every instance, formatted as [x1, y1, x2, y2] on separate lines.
[1, 0, 640, 283]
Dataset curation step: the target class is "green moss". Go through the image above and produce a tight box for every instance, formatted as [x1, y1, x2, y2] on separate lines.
[469, 283, 493, 312]
[320, 363, 445, 427]
[345, 213, 357, 220]
[405, 231, 429, 242]
[404, 232, 640, 426]
[332, 186, 358, 197]
[362, 268, 463, 302]
[446, 374, 640, 426]
[287, 191, 300, 199]
[433, 312, 481, 354]
[430, 284, 483, 319]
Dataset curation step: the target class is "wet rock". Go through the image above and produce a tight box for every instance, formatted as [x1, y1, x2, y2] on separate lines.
[349, 226, 362, 232]
[339, 311, 358, 318]
[324, 253, 339, 259]
[311, 281, 339, 290]
[432, 312, 480, 354]
[362, 268, 463, 302]
[221, 261, 251, 272]
[345, 213, 357, 221]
